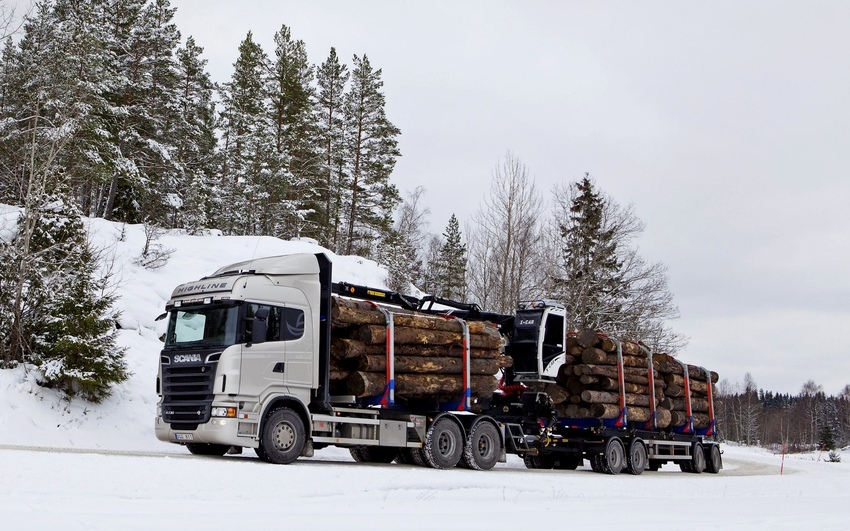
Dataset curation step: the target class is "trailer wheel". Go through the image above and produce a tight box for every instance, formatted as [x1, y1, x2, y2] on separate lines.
[186, 443, 229, 456]
[626, 439, 647, 475]
[680, 443, 706, 473]
[424, 418, 463, 469]
[706, 445, 722, 474]
[599, 437, 626, 475]
[260, 408, 305, 464]
[462, 421, 500, 471]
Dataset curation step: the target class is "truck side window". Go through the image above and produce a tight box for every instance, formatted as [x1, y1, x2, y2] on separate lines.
[281, 307, 304, 340]
[245, 304, 304, 342]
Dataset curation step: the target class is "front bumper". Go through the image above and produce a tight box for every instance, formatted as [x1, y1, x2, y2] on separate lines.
[155, 415, 258, 449]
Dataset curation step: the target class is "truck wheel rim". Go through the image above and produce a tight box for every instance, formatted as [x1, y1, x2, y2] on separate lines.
[273, 422, 295, 451]
[438, 432, 457, 457]
[477, 434, 494, 459]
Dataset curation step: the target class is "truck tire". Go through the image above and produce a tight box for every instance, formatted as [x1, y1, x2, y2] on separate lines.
[523, 453, 556, 469]
[260, 408, 305, 464]
[706, 445, 722, 474]
[680, 443, 706, 473]
[254, 445, 271, 462]
[395, 448, 417, 465]
[462, 421, 501, 471]
[349, 448, 366, 462]
[626, 439, 647, 475]
[424, 418, 463, 469]
[409, 447, 429, 467]
[647, 460, 662, 472]
[598, 437, 625, 475]
[589, 454, 602, 472]
[186, 443, 229, 456]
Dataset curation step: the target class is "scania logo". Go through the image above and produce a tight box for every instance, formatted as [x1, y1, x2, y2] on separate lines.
[173, 354, 202, 363]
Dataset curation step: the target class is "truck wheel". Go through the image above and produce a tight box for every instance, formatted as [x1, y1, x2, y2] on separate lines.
[626, 439, 647, 475]
[589, 454, 602, 472]
[396, 448, 417, 465]
[424, 418, 463, 469]
[462, 421, 500, 471]
[410, 447, 429, 467]
[647, 460, 662, 472]
[260, 408, 305, 464]
[599, 437, 625, 475]
[186, 443, 229, 456]
[706, 445, 723, 474]
[523, 453, 556, 469]
[349, 448, 365, 462]
[254, 445, 271, 462]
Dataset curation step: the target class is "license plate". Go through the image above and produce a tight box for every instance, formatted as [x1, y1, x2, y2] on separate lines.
[175, 433, 194, 441]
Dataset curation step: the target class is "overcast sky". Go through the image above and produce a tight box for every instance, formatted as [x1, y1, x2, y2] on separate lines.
[22, 1, 850, 394]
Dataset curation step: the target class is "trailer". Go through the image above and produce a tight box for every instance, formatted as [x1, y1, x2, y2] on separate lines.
[154, 253, 721, 474]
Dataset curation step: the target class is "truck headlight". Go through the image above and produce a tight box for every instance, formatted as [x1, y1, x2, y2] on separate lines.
[211, 407, 237, 418]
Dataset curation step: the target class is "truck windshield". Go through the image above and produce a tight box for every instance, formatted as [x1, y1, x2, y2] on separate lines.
[164, 304, 239, 348]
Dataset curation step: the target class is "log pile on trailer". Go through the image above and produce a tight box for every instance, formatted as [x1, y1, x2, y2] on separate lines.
[327, 297, 509, 401]
[544, 329, 718, 431]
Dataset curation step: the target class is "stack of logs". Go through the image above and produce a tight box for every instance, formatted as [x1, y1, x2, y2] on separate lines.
[328, 297, 509, 402]
[546, 330, 718, 429]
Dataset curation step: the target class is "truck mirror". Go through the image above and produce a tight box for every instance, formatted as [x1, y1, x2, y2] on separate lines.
[250, 307, 270, 345]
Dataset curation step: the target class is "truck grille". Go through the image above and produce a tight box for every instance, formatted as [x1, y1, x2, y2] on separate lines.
[161, 359, 216, 425]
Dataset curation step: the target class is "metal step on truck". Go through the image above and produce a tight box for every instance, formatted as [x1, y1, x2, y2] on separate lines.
[154, 252, 721, 474]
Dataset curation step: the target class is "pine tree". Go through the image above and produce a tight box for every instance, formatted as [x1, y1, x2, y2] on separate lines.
[218, 32, 295, 237]
[173, 36, 217, 233]
[314, 47, 349, 250]
[101, 0, 182, 225]
[269, 24, 319, 237]
[437, 214, 467, 300]
[342, 54, 400, 257]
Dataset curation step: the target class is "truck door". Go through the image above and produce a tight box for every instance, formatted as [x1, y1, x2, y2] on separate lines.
[242, 299, 313, 395]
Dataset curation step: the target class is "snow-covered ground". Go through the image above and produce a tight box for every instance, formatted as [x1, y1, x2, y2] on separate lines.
[1, 211, 848, 530]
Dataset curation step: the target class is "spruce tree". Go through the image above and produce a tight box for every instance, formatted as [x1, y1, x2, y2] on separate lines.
[556, 175, 625, 330]
[342, 54, 400, 257]
[315, 47, 349, 250]
[437, 214, 467, 301]
[0, 194, 127, 401]
[547, 174, 684, 352]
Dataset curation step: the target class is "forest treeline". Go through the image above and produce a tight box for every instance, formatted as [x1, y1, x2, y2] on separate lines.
[0, 0, 400, 257]
[716, 374, 850, 452]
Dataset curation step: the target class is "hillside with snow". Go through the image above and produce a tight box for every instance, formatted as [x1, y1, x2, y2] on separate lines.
[0, 208, 393, 452]
[1, 210, 849, 530]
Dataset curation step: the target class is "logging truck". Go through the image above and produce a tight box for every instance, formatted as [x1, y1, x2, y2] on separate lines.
[154, 253, 721, 474]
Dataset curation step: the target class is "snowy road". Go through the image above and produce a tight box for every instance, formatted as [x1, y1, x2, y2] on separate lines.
[0, 444, 845, 530]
